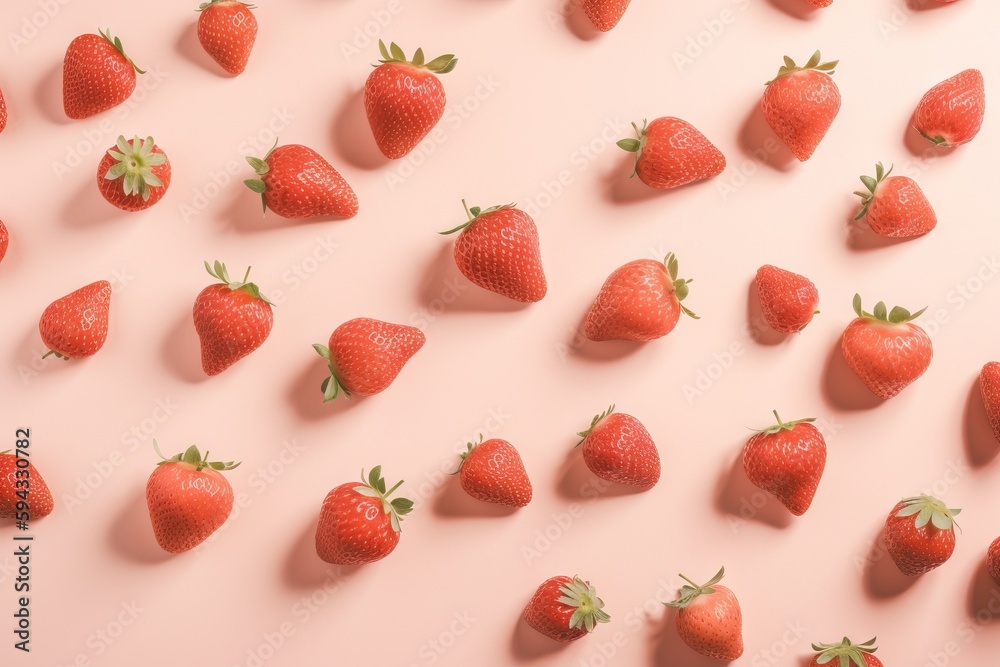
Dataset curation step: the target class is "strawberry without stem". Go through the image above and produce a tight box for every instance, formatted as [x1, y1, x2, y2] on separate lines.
[617, 117, 725, 189]
[0, 220, 8, 264]
[39, 280, 112, 359]
[97, 135, 171, 212]
[854, 162, 936, 238]
[762, 51, 840, 161]
[523, 576, 610, 642]
[755, 265, 819, 333]
[809, 637, 883, 667]
[988, 537, 1000, 586]
[63, 28, 144, 119]
[665, 567, 744, 661]
[0, 85, 7, 133]
[978, 362, 1000, 443]
[913, 69, 985, 148]
[0, 451, 54, 520]
[582, 0, 631, 31]
[457, 438, 532, 507]
[197, 0, 257, 76]
[576, 405, 660, 490]
[244, 143, 358, 219]
[883, 495, 960, 576]
[743, 411, 826, 516]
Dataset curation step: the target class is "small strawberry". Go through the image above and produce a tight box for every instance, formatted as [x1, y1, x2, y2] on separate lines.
[244, 142, 358, 219]
[883, 494, 960, 576]
[665, 567, 744, 661]
[841, 294, 932, 399]
[913, 69, 985, 147]
[584, 253, 698, 342]
[193, 261, 274, 376]
[456, 437, 532, 507]
[97, 135, 171, 212]
[0, 451, 54, 520]
[315, 466, 413, 565]
[196, 0, 257, 76]
[978, 362, 1000, 443]
[313, 318, 425, 401]
[364, 41, 457, 159]
[39, 280, 112, 359]
[146, 442, 239, 553]
[0, 219, 8, 264]
[988, 537, 1000, 586]
[582, 0, 631, 31]
[616, 117, 725, 189]
[854, 162, 936, 238]
[575, 405, 660, 490]
[0, 85, 7, 133]
[809, 637, 883, 667]
[743, 411, 826, 516]
[63, 28, 144, 119]
[762, 51, 840, 161]
[522, 576, 610, 642]
[755, 265, 820, 333]
[439, 200, 546, 303]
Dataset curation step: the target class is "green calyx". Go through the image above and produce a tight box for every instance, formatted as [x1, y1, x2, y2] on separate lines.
[665, 567, 726, 608]
[197, 1, 256, 11]
[152, 440, 241, 472]
[205, 260, 274, 305]
[576, 404, 615, 445]
[616, 119, 648, 178]
[243, 139, 279, 214]
[312, 344, 350, 403]
[354, 466, 414, 533]
[439, 199, 515, 235]
[452, 435, 484, 474]
[664, 252, 699, 320]
[852, 293, 926, 325]
[766, 50, 837, 85]
[853, 162, 893, 221]
[918, 129, 950, 147]
[558, 576, 611, 632]
[812, 637, 878, 667]
[756, 410, 816, 435]
[41, 349, 69, 361]
[895, 494, 961, 531]
[104, 135, 166, 202]
[98, 28, 145, 74]
[375, 40, 457, 73]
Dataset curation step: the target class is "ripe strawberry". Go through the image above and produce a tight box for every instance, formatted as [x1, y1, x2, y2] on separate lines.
[523, 576, 610, 642]
[364, 41, 457, 159]
[883, 494, 960, 576]
[616, 117, 725, 189]
[439, 200, 546, 303]
[197, 0, 257, 75]
[0, 85, 6, 133]
[63, 28, 144, 119]
[145, 442, 239, 553]
[761, 51, 840, 161]
[575, 406, 660, 490]
[854, 162, 936, 238]
[988, 537, 1000, 586]
[313, 318, 425, 401]
[193, 261, 274, 376]
[582, 0, 630, 31]
[0, 219, 8, 264]
[665, 567, 744, 661]
[841, 294, 932, 399]
[755, 265, 819, 333]
[39, 280, 112, 360]
[0, 451, 54, 520]
[315, 466, 413, 565]
[913, 69, 985, 147]
[978, 362, 1000, 443]
[584, 253, 698, 342]
[743, 411, 826, 516]
[457, 438, 532, 507]
[96, 135, 170, 212]
[809, 637, 883, 667]
[244, 143, 358, 219]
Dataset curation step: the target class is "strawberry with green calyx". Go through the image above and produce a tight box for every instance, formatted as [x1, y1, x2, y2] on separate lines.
[853, 162, 936, 238]
[761, 51, 840, 161]
[883, 494, 961, 576]
[743, 410, 826, 516]
[809, 637, 883, 667]
[616, 117, 725, 189]
[197, 1, 258, 76]
[522, 575, 611, 642]
[665, 567, 744, 661]
[456, 437, 532, 507]
[575, 405, 660, 490]
[244, 141, 358, 219]
[63, 28, 145, 119]
[97, 135, 171, 211]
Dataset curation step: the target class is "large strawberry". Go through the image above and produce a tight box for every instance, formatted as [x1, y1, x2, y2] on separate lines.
[575, 405, 660, 490]
[762, 51, 840, 161]
[457, 438, 532, 507]
[315, 466, 413, 565]
[616, 117, 725, 189]
[582, 0, 631, 31]
[439, 200, 546, 303]
[913, 69, 985, 147]
[523, 576, 610, 642]
[0, 451, 54, 520]
[63, 28, 144, 119]
[197, 0, 257, 75]
[313, 318, 425, 401]
[584, 253, 698, 342]
[146, 442, 239, 553]
[988, 537, 1000, 586]
[39, 280, 112, 359]
[841, 295, 932, 399]
[0, 219, 8, 264]
[244, 143, 358, 219]
[0, 85, 6, 133]
[743, 411, 826, 516]
[97, 135, 171, 212]
[883, 495, 960, 576]
[978, 362, 1000, 443]
[854, 162, 936, 238]
[755, 265, 819, 333]
[809, 638, 882, 667]
[665, 567, 743, 661]
[364, 41, 457, 159]
[193, 261, 274, 376]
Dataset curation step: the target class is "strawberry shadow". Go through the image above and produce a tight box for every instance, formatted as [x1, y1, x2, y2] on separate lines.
[861, 526, 920, 599]
[963, 376, 999, 467]
[764, 0, 820, 20]
[820, 336, 884, 410]
[432, 474, 520, 518]
[652, 606, 733, 666]
[564, 0, 602, 41]
[332, 87, 390, 171]
[61, 178, 134, 230]
[106, 485, 172, 564]
[283, 517, 357, 588]
[34, 60, 71, 125]
[714, 450, 793, 530]
[603, 154, 688, 204]
[509, 615, 567, 660]
[745, 280, 788, 346]
[967, 556, 1000, 620]
[287, 355, 358, 421]
[417, 242, 530, 313]
[903, 110, 959, 158]
[555, 445, 649, 500]
[174, 24, 226, 76]
[160, 308, 209, 384]
[738, 103, 796, 172]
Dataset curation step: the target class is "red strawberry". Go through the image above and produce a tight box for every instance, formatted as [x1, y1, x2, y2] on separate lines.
[523, 575, 610, 642]
[0, 85, 7, 133]
[457, 438, 532, 507]
[762, 51, 841, 161]
[841, 294, 932, 399]
[313, 318, 425, 401]
[883, 494, 960, 576]
[197, 0, 257, 76]
[193, 261, 274, 376]
[584, 253, 698, 342]
[63, 29, 144, 119]
[978, 362, 1000, 443]
[854, 162, 936, 238]
[582, 0, 631, 31]
[96, 135, 171, 212]
[145, 443, 239, 553]
[39, 280, 112, 360]
[803, 0, 833, 6]
[809, 637, 883, 667]
[364, 41, 457, 159]
[315, 466, 413, 565]
[743, 411, 826, 516]
[988, 537, 1000, 586]
[665, 567, 744, 661]
[440, 201, 546, 303]
[913, 69, 985, 147]
[0, 219, 8, 264]
[616, 117, 725, 189]
[0, 451, 54, 520]
[244, 143, 358, 219]
[755, 265, 820, 333]
[575, 406, 660, 490]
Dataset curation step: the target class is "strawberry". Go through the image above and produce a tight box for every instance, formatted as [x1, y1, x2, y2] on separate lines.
[457, 438, 532, 507]
[854, 162, 936, 238]
[988, 537, 1000, 586]
[244, 143, 358, 219]
[145, 442, 239, 553]
[97, 135, 171, 212]
[39, 280, 112, 359]
[313, 318, 425, 401]
[584, 253, 698, 342]
[522, 575, 610, 642]
[616, 117, 725, 189]
[63, 28, 144, 119]
[743, 411, 826, 516]
[755, 265, 820, 333]
[196, 0, 257, 76]
[841, 294, 932, 399]
[809, 637, 883, 667]
[761, 51, 840, 161]
[193, 261, 274, 376]
[913, 69, 985, 147]
[315, 466, 413, 565]
[364, 41, 457, 159]
[978, 362, 1000, 443]
[582, 0, 631, 31]
[0, 85, 6, 133]
[0, 451, 54, 520]
[439, 200, 546, 303]
[0, 219, 8, 264]
[665, 567, 744, 661]
[883, 494, 960, 576]
[575, 406, 660, 490]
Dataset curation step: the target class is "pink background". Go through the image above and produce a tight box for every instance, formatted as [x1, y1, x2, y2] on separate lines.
[2, 0, 1000, 664]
